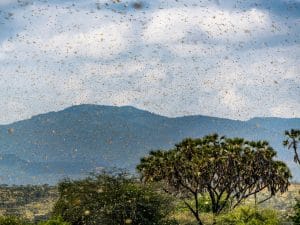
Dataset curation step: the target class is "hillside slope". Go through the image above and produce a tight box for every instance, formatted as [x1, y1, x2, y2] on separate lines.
[0, 104, 299, 184]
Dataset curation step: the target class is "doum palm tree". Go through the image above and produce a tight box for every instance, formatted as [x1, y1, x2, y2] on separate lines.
[283, 129, 300, 165]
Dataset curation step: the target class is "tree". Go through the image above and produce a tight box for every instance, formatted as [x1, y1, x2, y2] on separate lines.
[283, 129, 300, 165]
[137, 134, 291, 225]
[52, 171, 178, 225]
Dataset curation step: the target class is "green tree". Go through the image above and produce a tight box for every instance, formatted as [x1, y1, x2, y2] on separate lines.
[283, 129, 300, 165]
[52, 171, 178, 225]
[137, 134, 291, 225]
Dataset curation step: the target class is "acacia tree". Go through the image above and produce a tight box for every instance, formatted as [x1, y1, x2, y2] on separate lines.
[137, 134, 291, 225]
[283, 129, 300, 165]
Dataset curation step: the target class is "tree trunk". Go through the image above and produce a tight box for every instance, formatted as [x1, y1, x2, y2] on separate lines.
[183, 197, 204, 225]
[212, 213, 217, 225]
[196, 217, 204, 225]
[293, 147, 300, 164]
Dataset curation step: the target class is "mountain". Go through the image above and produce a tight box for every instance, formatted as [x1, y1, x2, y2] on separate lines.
[0, 104, 299, 184]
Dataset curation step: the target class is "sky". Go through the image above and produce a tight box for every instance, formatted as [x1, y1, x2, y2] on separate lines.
[0, 0, 299, 124]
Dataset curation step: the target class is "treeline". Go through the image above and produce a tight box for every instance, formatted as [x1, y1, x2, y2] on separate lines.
[0, 131, 299, 225]
[0, 185, 56, 206]
[0, 184, 57, 219]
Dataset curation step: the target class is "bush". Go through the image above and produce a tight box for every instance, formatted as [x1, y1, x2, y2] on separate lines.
[53, 171, 178, 225]
[38, 217, 70, 225]
[291, 199, 300, 224]
[0, 216, 31, 225]
[216, 206, 281, 225]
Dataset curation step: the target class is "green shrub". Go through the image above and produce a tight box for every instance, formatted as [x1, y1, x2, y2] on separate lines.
[38, 217, 70, 225]
[53, 171, 178, 225]
[291, 199, 300, 225]
[0, 216, 31, 225]
[216, 206, 281, 225]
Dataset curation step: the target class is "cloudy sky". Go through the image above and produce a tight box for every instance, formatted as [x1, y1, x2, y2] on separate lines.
[0, 0, 299, 124]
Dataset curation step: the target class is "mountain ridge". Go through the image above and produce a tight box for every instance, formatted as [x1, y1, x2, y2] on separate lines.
[5, 104, 299, 127]
[0, 104, 299, 184]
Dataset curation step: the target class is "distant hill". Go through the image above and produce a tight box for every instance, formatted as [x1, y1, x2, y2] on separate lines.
[0, 104, 299, 184]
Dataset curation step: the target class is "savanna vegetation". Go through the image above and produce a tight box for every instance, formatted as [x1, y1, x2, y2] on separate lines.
[0, 130, 299, 225]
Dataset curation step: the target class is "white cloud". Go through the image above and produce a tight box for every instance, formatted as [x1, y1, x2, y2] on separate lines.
[0, 0, 298, 123]
[218, 88, 247, 112]
[82, 61, 145, 78]
[143, 7, 273, 44]
[0, 100, 28, 124]
[0, 3, 133, 62]
[271, 101, 300, 118]
[2, 24, 132, 61]
[0, 40, 15, 61]
[41, 24, 131, 59]
[169, 43, 226, 57]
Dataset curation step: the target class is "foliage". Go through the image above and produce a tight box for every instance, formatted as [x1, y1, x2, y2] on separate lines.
[0, 216, 31, 225]
[283, 129, 300, 165]
[291, 199, 300, 224]
[176, 194, 231, 214]
[216, 206, 281, 225]
[137, 134, 291, 225]
[38, 217, 70, 225]
[53, 171, 178, 225]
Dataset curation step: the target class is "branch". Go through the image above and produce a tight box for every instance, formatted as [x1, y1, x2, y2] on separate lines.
[183, 200, 198, 219]
[217, 191, 233, 214]
[258, 195, 273, 204]
[232, 184, 268, 209]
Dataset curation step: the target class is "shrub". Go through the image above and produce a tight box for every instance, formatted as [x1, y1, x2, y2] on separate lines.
[0, 216, 31, 225]
[38, 217, 70, 225]
[291, 199, 300, 224]
[53, 171, 178, 225]
[216, 206, 281, 225]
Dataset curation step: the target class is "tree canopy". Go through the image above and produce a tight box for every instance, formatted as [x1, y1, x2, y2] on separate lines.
[137, 134, 291, 225]
[283, 129, 300, 165]
[53, 171, 177, 225]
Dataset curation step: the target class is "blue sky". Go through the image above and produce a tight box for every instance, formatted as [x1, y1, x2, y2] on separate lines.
[0, 0, 299, 124]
